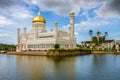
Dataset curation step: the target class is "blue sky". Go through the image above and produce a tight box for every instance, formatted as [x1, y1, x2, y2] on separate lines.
[0, 0, 120, 44]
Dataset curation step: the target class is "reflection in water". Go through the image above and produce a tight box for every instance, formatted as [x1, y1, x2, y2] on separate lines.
[0, 54, 120, 80]
[16, 56, 76, 80]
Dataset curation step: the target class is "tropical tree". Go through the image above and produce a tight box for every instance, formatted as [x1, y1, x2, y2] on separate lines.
[54, 44, 60, 49]
[81, 41, 84, 45]
[96, 31, 101, 36]
[104, 32, 108, 36]
[89, 30, 93, 46]
[96, 31, 101, 46]
[104, 32, 108, 40]
[89, 30, 93, 39]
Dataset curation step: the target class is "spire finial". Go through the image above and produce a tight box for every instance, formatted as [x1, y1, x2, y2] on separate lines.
[38, 11, 40, 15]
[38, 9, 40, 15]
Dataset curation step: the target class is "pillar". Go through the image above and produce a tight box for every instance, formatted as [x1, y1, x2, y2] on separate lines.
[23, 27, 27, 38]
[35, 26, 38, 38]
[54, 21, 58, 38]
[23, 27, 27, 50]
[69, 11, 76, 48]
[17, 28, 21, 52]
[70, 11, 75, 38]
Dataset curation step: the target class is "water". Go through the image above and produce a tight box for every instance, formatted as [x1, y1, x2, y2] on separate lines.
[0, 54, 120, 80]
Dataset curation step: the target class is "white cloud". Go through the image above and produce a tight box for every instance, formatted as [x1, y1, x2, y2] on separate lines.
[0, 15, 14, 26]
[9, 6, 33, 19]
[75, 32, 78, 35]
[23, 0, 120, 18]
[75, 17, 110, 33]
[96, 1, 120, 18]
[0, 33, 11, 37]
[24, 0, 101, 15]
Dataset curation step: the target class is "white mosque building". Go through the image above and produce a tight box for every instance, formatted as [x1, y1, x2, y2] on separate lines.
[16, 11, 77, 51]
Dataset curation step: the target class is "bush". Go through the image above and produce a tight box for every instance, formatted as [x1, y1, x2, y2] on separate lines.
[54, 44, 60, 49]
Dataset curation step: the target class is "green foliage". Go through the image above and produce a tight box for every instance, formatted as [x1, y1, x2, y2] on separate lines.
[96, 31, 101, 36]
[54, 44, 60, 49]
[92, 37, 98, 45]
[99, 37, 104, 43]
[0, 43, 16, 51]
[104, 32, 108, 36]
[89, 30, 93, 37]
[50, 48, 91, 52]
[92, 36, 104, 45]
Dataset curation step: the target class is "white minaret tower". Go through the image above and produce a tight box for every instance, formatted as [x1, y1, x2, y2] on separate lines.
[70, 11, 75, 38]
[23, 27, 27, 50]
[54, 21, 58, 38]
[24, 27, 27, 37]
[16, 28, 21, 52]
[69, 11, 76, 48]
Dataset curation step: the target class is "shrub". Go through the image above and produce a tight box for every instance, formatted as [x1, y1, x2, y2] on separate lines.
[54, 44, 60, 49]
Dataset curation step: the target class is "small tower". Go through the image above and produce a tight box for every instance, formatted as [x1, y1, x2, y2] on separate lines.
[70, 11, 75, 38]
[54, 21, 58, 38]
[69, 11, 76, 48]
[24, 27, 27, 37]
[23, 27, 27, 50]
[16, 28, 21, 52]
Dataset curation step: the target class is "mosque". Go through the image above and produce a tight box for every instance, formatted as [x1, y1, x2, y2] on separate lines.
[16, 11, 77, 51]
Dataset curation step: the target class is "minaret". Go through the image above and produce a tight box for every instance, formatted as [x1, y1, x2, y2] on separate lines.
[17, 28, 21, 52]
[69, 11, 76, 48]
[54, 21, 58, 38]
[70, 11, 75, 38]
[23, 27, 27, 50]
[24, 27, 27, 37]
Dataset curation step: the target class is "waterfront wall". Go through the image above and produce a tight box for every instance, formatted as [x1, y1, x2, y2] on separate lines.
[47, 49, 91, 56]
[91, 51, 115, 54]
[6, 49, 120, 56]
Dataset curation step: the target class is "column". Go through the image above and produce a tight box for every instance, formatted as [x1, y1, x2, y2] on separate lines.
[35, 24, 38, 38]
[54, 21, 58, 38]
[70, 11, 75, 38]
[17, 28, 21, 52]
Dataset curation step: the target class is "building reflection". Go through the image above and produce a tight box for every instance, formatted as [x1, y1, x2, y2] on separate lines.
[16, 56, 76, 80]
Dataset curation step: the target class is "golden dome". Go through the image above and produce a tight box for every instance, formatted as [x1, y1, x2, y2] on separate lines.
[32, 15, 46, 23]
[70, 11, 75, 15]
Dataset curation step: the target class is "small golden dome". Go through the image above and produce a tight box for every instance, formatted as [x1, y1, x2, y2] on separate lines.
[70, 11, 75, 15]
[32, 15, 46, 23]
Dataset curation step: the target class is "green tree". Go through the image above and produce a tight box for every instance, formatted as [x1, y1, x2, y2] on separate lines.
[54, 44, 60, 49]
[96, 31, 101, 36]
[89, 30, 93, 46]
[104, 32, 108, 36]
[92, 37, 98, 46]
[0, 43, 16, 51]
[81, 41, 84, 45]
[104, 32, 108, 40]
[89, 30, 93, 39]
[96, 31, 101, 45]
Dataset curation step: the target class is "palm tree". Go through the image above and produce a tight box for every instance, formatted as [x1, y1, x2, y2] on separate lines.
[96, 31, 101, 36]
[104, 32, 108, 36]
[89, 30, 93, 48]
[81, 41, 84, 45]
[89, 30, 93, 38]
[96, 31, 101, 46]
[104, 32, 108, 40]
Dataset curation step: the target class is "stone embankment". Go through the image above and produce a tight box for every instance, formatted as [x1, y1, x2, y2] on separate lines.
[7, 51, 47, 56]
[91, 51, 115, 54]
[47, 50, 91, 56]
[5, 49, 120, 56]
[6, 49, 91, 56]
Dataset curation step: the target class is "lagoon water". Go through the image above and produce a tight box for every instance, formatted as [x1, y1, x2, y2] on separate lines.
[0, 54, 120, 80]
